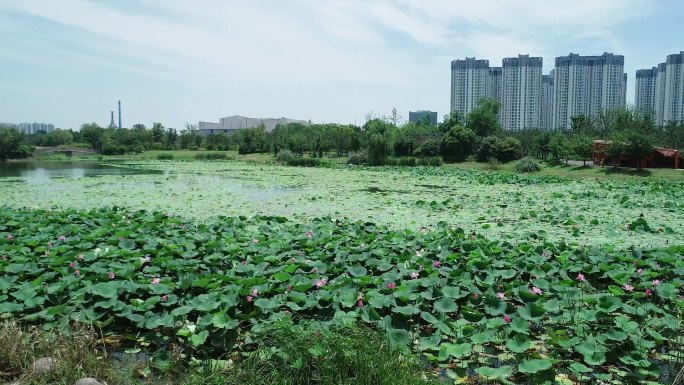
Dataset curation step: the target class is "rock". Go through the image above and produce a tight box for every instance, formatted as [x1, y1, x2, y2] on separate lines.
[32, 357, 58, 374]
[74, 378, 104, 385]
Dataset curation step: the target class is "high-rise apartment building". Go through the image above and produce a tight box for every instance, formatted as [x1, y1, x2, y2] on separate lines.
[500, 55, 542, 130]
[450, 58, 492, 117]
[652, 52, 684, 125]
[540, 71, 554, 130]
[552, 52, 626, 130]
[635, 67, 658, 114]
[486, 67, 503, 105]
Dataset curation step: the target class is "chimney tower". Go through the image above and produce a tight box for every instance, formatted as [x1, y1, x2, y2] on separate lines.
[110, 111, 115, 128]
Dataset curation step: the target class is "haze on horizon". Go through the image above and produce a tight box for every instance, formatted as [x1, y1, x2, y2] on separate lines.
[1, 0, 682, 130]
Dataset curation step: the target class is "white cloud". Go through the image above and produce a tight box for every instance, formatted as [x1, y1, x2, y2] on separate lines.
[0, 0, 662, 127]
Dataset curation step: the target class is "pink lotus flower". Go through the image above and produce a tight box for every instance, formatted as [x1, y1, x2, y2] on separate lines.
[286, 285, 292, 292]
[305, 230, 314, 239]
[241, 260, 246, 266]
[252, 288, 259, 297]
[6, 234, 14, 241]
[69, 261, 76, 269]
[151, 277, 161, 285]
[357, 300, 364, 308]
[144, 255, 151, 263]
[74, 270, 80, 277]
[577, 273, 586, 282]
[637, 268, 644, 275]
[542, 249, 551, 257]
[652, 279, 662, 286]
[433, 260, 441, 268]
[645, 289, 652, 296]
[161, 295, 169, 302]
[252, 238, 259, 244]
[387, 282, 397, 290]
[623, 284, 634, 292]
[497, 292, 506, 300]
[315, 278, 328, 288]
[473, 293, 479, 299]
[109, 272, 116, 280]
[59, 235, 66, 241]
[531, 287, 543, 295]
[504, 315, 512, 323]
[410, 272, 420, 279]
[247, 295, 253, 303]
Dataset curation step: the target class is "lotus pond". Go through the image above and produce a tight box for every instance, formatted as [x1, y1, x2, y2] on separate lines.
[0, 207, 682, 384]
[1, 161, 683, 248]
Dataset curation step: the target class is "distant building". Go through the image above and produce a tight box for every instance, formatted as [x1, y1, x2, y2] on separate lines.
[6, 122, 56, 134]
[408, 110, 438, 126]
[552, 52, 626, 130]
[198, 115, 309, 135]
[501, 54, 542, 130]
[450, 57, 492, 117]
[486, 67, 503, 105]
[540, 71, 555, 130]
[635, 67, 658, 115]
[642, 51, 684, 125]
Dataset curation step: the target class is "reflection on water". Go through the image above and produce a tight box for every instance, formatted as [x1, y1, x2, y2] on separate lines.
[0, 161, 161, 180]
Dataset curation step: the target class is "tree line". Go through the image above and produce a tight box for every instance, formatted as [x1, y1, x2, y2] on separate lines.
[2, 103, 683, 165]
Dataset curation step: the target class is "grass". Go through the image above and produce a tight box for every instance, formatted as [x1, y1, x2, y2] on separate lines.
[0, 319, 439, 385]
[0, 319, 137, 385]
[446, 159, 684, 179]
[183, 320, 440, 385]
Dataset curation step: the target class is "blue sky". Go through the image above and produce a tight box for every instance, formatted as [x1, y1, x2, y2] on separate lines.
[1, 0, 682, 130]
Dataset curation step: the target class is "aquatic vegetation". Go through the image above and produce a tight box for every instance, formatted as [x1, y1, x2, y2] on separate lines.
[1, 207, 682, 384]
[1, 161, 683, 248]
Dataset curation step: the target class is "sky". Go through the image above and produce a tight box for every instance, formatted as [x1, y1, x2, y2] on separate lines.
[1, 0, 683, 130]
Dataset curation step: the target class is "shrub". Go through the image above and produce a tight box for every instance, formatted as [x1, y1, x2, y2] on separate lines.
[413, 140, 441, 157]
[496, 137, 523, 162]
[476, 136, 522, 163]
[417, 156, 443, 166]
[275, 149, 296, 163]
[286, 157, 329, 167]
[397, 157, 417, 167]
[347, 152, 368, 165]
[195, 152, 227, 160]
[476, 136, 501, 162]
[157, 153, 175, 160]
[484, 157, 500, 170]
[440, 125, 476, 162]
[515, 157, 541, 173]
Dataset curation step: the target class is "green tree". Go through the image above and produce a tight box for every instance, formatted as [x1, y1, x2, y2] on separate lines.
[549, 133, 570, 164]
[0, 125, 31, 160]
[80, 123, 106, 151]
[570, 135, 594, 166]
[626, 132, 654, 169]
[364, 119, 393, 166]
[606, 133, 628, 168]
[467, 98, 501, 137]
[440, 125, 476, 162]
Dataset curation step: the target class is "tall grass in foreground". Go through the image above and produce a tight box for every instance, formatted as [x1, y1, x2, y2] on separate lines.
[0, 319, 439, 385]
[180, 320, 440, 385]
